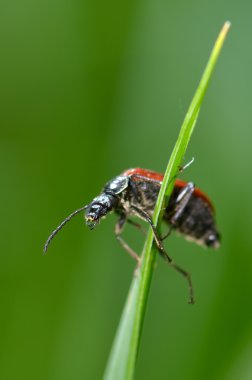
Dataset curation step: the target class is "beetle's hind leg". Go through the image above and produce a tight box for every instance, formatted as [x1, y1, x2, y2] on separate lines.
[131, 205, 194, 304]
[170, 182, 195, 226]
[161, 182, 195, 242]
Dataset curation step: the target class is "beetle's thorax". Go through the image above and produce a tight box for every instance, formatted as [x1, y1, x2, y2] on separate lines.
[117, 175, 161, 217]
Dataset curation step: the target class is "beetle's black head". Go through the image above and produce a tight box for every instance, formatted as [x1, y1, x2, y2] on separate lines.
[85, 193, 118, 229]
[85, 175, 129, 229]
[44, 174, 129, 253]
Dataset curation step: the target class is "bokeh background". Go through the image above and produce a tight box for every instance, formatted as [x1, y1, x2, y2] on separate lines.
[1, 1, 251, 379]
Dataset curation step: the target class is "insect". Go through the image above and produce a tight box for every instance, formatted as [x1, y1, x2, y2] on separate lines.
[44, 168, 220, 303]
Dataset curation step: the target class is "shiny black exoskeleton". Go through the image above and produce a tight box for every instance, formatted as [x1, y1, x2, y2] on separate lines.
[85, 176, 128, 229]
[85, 173, 220, 249]
[44, 169, 220, 304]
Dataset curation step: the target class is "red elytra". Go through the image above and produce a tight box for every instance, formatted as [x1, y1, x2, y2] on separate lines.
[122, 168, 214, 212]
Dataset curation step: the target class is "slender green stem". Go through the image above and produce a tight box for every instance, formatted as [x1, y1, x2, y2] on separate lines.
[103, 21, 231, 380]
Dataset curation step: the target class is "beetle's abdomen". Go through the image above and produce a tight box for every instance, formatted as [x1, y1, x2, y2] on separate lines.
[164, 187, 220, 248]
[123, 173, 220, 248]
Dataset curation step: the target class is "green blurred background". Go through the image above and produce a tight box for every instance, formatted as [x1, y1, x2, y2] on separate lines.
[1, 0, 251, 379]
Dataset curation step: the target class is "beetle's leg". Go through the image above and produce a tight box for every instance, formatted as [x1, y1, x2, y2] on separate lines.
[161, 182, 195, 241]
[178, 157, 195, 173]
[166, 157, 195, 188]
[126, 219, 146, 236]
[170, 182, 195, 226]
[131, 205, 194, 304]
[115, 215, 140, 264]
[160, 226, 173, 241]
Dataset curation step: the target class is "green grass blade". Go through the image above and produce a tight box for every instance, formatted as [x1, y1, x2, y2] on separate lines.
[103, 21, 231, 380]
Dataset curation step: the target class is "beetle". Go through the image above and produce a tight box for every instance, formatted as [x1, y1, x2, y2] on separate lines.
[44, 168, 220, 303]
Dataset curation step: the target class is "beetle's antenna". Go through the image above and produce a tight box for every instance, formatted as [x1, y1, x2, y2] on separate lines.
[43, 205, 88, 254]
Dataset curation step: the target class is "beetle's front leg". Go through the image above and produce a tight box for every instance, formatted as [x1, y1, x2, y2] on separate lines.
[114, 214, 141, 269]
